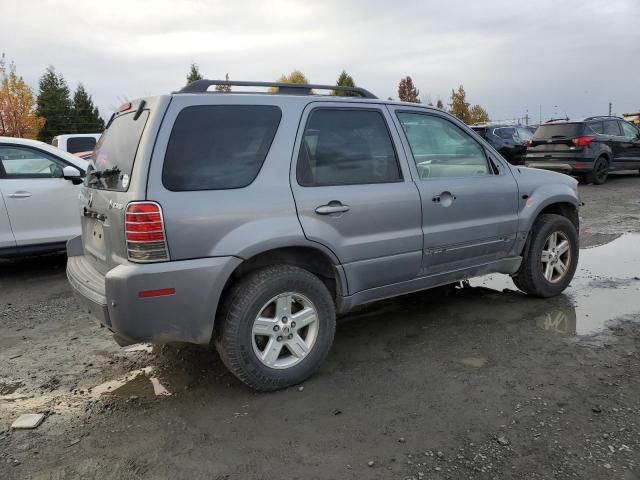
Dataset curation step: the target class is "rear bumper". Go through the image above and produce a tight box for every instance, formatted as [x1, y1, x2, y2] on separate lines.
[525, 154, 595, 173]
[66, 236, 242, 345]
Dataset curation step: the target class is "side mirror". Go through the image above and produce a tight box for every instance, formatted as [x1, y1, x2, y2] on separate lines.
[63, 165, 83, 185]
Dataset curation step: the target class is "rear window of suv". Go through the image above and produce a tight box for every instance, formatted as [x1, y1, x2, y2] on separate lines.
[533, 123, 584, 139]
[162, 105, 282, 191]
[88, 110, 149, 191]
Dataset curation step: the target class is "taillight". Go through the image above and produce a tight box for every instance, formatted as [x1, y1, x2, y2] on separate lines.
[125, 202, 169, 262]
[573, 136, 594, 147]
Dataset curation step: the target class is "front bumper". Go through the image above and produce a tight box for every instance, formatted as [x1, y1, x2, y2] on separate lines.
[66, 236, 242, 345]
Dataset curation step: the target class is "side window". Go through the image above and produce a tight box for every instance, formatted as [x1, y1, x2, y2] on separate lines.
[296, 109, 401, 186]
[603, 121, 622, 136]
[0, 146, 65, 178]
[589, 122, 604, 134]
[516, 127, 533, 141]
[163, 105, 282, 191]
[397, 112, 490, 179]
[494, 127, 515, 139]
[620, 121, 639, 138]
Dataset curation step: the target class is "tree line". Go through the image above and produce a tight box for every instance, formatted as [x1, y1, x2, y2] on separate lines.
[0, 54, 104, 142]
[1, 57, 491, 143]
[186, 64, 491, 124]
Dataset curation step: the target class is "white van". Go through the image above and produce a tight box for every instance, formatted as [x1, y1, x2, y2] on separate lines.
[52, 133, 101, 156]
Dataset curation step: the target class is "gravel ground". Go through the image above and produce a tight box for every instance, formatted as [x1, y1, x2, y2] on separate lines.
[1, 171, 639, 480]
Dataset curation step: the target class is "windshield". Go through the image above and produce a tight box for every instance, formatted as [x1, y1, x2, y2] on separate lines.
[534, 123, 584, 139]
[87, 110, 149, 191]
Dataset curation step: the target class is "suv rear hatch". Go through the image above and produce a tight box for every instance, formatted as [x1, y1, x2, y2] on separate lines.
[81, 101, 153, 275]
[528, 123, 586, 153]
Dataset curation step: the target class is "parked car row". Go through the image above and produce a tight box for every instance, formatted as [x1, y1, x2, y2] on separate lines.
[473, 116, 640, 184]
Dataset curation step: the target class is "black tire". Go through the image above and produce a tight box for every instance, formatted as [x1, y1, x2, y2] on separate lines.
[585, 156, 609, 185]
[214, 265, 336, 391]
[512, 214, 579, 298]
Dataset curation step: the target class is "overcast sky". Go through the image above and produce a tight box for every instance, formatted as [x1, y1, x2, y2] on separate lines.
[3, 0, 638, 123]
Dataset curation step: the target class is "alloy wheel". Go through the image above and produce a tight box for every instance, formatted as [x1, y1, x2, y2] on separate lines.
[540, 231, 572, 283]
[251, 292, 319, 369]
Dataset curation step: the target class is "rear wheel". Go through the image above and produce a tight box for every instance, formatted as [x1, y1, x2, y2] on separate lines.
[512, 214, 579, 298]
[585, 156, 609, 185]
[214, 265, 336, 391]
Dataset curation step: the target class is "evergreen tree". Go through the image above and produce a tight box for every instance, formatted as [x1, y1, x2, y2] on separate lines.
[333, 70, 356, 96]
[186, 63, 203, 85]
[72, 83, 104, 133]
[448, 85, 471, 123]
[36, 66, 73, 142]
[398, 76, 420, 103]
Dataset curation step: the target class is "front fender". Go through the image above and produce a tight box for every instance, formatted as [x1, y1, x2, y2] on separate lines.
[520, 186, 580, 233]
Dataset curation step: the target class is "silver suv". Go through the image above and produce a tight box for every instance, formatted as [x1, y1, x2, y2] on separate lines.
[67, 80, 581, 391]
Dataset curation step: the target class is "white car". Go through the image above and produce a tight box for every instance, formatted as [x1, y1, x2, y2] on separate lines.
[52, 133, 101, 156]
[0, 137, 88, 257]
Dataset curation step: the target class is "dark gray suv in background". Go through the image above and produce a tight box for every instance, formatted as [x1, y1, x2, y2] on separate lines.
[471, 124, 533, 165]
[526, 116, 640, 184]
[67, 80, 581, 390]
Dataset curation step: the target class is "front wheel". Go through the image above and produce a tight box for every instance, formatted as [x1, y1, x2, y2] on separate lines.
[214, 265, 336, 391]
[512, 214, 579, 298]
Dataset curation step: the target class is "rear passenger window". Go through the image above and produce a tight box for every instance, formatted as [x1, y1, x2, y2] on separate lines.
[589, 122, 604, 134]
[603, 121, 622, 136]
[494, 128, 515, 139]
[163, 105, 282, 191]
[296, 109, 401, 186]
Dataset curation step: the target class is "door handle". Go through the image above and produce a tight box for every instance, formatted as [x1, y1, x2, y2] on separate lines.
[315, 201, 350, 215]
[432, 191, 456, 205]
[8, 191, 32, 198]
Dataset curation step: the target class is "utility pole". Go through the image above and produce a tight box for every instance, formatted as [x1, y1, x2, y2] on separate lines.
[524, 111, 530, 126]
[539, 104, 542, 124]
[608, 102, 612, 116]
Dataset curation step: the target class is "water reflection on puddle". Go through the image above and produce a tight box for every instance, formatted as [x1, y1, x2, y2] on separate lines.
[472, 234, 640, 336]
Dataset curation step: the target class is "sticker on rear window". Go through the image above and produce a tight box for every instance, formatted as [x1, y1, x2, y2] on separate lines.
[121, 174, 130, 189]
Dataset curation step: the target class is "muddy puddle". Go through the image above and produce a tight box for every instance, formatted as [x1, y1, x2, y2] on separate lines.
[0, 351, 171, 417]
[2, 234, 638, 421]
[472, 233, 640, 336]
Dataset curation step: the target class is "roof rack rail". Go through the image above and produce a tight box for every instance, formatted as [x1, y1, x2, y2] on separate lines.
[544, 117, 570, 123]
[175, 79, 377, 99]
[584, 115, 623, 121]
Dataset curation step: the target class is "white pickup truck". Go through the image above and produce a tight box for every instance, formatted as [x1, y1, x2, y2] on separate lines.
[52, 133, 101, 158]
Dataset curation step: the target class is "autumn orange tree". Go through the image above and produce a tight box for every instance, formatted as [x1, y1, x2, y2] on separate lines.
[0, 54, 45, 139]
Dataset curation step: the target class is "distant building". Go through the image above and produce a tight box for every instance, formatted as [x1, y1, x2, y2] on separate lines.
[623, 112, 640, 126]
